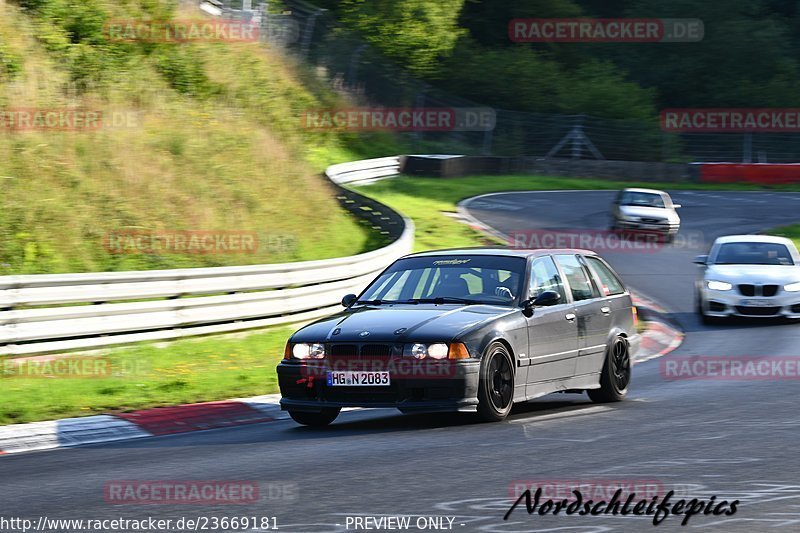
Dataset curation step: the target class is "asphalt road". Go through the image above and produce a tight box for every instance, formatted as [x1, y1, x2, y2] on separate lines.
[3, 190, 800, 533]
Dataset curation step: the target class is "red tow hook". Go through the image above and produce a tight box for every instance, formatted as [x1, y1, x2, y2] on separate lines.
[296, 375, 315, 388]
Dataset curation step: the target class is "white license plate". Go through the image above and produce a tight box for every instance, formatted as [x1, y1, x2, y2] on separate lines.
[740, 299, 772, 307]
[326, 371, 390, 387]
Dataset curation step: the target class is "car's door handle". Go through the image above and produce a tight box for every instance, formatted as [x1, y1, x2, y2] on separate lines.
[600, 306, 611, 315]
[565, 313, 576, 321]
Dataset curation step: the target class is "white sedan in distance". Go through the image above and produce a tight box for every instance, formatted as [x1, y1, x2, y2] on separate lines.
[610, 188, 681, 242]
[695, 235, 800, 323]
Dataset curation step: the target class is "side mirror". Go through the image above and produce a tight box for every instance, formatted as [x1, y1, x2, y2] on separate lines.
[523, 290, 562, 316]
[533, 290, 562, 307]
[693, 255, 708, 265]
[673, 203, 682, 209]
[341, 293, 358, 307]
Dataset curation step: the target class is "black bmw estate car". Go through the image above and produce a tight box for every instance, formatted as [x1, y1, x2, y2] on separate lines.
[278, 248, 640, 425]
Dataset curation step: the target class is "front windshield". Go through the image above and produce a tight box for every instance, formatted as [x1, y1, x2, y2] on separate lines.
[359, 255, 526, 306]
[620, 191, 666, 208]
[714, 242, 795, 265]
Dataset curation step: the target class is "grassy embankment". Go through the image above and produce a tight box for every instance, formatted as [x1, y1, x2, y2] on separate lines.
[0, 0, 394, 424]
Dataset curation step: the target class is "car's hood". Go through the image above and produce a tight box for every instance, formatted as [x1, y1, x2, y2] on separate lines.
[620, 205, 679, 223]
[706, 264, 800, 284]
[291, 304, 514, 343]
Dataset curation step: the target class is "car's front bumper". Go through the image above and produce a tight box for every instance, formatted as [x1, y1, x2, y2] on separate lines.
[616, 219, 679, 235]
[277, 360, 481, 413]
[701, 287, 800, 318]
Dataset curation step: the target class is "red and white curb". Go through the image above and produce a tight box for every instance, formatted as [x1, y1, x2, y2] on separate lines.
[0, 416, 150, 455]
[0, 395, 285, 455]
[0, 394, 369, 456]
[635, 320, 684, 364]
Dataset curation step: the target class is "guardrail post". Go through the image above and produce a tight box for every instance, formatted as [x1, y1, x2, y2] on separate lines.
[743, 132, 753, 163]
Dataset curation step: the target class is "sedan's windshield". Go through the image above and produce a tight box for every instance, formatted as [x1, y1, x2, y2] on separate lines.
[358, 255, 526, 306]
[714, 242, 795, 265]
[619, 191, 666, 208]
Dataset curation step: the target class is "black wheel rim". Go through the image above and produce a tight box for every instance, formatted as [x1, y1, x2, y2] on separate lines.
[611, 340, 631, 390]
[488, 351, 513, 411]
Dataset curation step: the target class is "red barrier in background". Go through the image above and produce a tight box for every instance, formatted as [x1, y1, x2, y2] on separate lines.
[700, 163, 800, 184]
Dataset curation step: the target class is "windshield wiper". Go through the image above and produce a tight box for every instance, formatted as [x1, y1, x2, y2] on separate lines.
[355, 299, 390, 305]
[409, 297, 482, 305]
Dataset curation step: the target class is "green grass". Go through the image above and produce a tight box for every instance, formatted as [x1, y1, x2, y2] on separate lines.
[0, 1, 405, 274]
[770, 224, 800, 249]
[0, 328, 290, 425]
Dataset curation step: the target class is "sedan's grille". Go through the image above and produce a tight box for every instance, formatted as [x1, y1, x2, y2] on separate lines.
[738, 284, 780, 297]
[360, 344, 393, 357]
[763, 285, 779, 297]
[736, 306, 781, 316]
[330, 344, 358, 357]
[738, 284, 755, 296]
[640, 218, 664, 224]
[328, 343, 398, 359]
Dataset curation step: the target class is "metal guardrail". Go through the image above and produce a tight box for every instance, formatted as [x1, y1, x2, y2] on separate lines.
[0, 156, 413, 356]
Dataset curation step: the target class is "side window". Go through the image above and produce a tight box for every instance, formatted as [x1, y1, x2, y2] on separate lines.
[586, 256, 625, 296]
[529, 257, 567, 303]
[555, 254, 599, 302]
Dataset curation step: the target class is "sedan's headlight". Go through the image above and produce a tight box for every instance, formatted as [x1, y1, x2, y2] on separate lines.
[784, 282, 800, 292]
[292, 343, 325, 359]
[706, 280, 733, 291]
[405, 343, 449, 360]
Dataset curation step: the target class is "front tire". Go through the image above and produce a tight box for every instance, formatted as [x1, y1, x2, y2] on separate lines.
[288, 408, 340, 427]
[588, 336, 630, 403]
[477, 342, 515, 422]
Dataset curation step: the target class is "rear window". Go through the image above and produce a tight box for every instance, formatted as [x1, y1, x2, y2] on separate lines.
[586, 256, 626, 296]
[555, 254, 600, 302]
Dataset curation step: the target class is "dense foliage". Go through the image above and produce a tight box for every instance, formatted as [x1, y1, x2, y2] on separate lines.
[318, 0, 800, 119]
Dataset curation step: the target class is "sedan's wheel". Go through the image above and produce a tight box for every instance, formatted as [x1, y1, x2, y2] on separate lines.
[477, 342, 514, 422]
[288, 408, 340, 427]
[588, 336, 630, 403]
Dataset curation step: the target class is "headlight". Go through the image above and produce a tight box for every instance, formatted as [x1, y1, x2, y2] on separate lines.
[706, 280, 732, 291]
[405, 343, 449, 360]
[291, 343, 325, 359]
[427, 343, 449, 360]
[785, 282, 800, 292]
